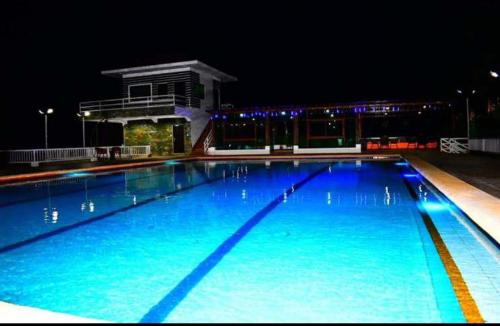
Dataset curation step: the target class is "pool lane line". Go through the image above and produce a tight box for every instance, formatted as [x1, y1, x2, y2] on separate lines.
[139, 165, 330, 323]
[0, 165, 224, 255]
[402, 178, 484, 323]
[0, 163, 264, 255]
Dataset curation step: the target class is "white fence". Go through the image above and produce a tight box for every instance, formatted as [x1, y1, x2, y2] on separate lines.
[469, 138, 500, 154]
[8, 146, 151, 166]
[440, 138, 469, 154]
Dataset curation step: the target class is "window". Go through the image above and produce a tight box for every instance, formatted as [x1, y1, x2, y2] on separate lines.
[174, 82, 186, 96]
[157, 83, 169, 96]
[129, 84, 151, 99]
[193, 83, 205, 99]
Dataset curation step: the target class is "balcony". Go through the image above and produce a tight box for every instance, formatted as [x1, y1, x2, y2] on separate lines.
[79, 94, 191, 120]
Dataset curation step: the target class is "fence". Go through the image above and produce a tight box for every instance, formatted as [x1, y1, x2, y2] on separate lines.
[80, 95, 189, 113]
[469, 138, 500, 154]
[8, 146, 151, 166]
[440, 138, 469, 154]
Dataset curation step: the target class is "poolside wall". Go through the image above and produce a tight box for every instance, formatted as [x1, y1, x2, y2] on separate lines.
[124, 120, 192, 155]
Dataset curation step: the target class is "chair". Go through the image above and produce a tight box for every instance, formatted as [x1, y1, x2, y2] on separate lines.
[397, 141, 409, 149]
[380, 136, 390, 149]
[367, 141, 379, 150]
[110, 147, 122, 160]
[95, 147, 108, 159]
[426, 141, 438, 149]
[407, 137, 417, 149]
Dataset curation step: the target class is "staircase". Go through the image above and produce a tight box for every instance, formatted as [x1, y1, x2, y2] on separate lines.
[191, 121, 214, 156]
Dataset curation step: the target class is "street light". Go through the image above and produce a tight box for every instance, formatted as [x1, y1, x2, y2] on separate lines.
[456, 89, 476, 139]
[39, 108, 54, 149]
[490, 70, 498, 78]
[76, 111, 91, 147]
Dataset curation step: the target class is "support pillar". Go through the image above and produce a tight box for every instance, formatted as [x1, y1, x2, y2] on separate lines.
[265, 116, 270, 146]
[355, 113, 362, 143]
[293, 117, 299, 146]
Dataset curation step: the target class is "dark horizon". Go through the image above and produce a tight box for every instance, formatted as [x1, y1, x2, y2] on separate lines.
[1, 0, 499, 149]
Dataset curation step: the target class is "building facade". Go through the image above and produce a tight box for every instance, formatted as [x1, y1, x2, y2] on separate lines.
[79, 60, 237, 155]
[207, 100, 456, 154]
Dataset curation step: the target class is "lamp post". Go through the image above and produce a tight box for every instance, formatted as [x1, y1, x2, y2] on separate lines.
[38, 108, 54, 149]
[76, 111, 91, 147]
[456, 89, 476, 139]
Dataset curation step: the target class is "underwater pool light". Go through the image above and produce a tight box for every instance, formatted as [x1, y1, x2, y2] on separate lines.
[65, 172, 91, 178]
[421, 201, 451, 212]
[164, 161, 181, 166]
[394, 162, 410, 166]
[403, 174, 419, 178]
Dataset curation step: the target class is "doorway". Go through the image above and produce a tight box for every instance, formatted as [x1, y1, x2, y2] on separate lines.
[173, 124, 185, 153]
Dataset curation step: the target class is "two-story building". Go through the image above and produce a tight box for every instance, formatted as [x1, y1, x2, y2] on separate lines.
[79, 60, 237, 155]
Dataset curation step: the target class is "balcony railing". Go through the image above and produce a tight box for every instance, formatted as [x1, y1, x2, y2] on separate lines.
[79, 95, 191, 118]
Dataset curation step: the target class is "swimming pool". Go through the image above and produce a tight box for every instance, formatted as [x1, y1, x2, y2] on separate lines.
[0, 159, 498, 322]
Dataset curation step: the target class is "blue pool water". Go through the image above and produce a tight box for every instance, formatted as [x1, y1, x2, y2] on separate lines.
[0, 159, 498, 322]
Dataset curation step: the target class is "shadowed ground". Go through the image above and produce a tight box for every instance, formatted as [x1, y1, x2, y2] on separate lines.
[404, 151, 500, 199]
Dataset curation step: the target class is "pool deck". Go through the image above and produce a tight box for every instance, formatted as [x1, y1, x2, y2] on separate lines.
[405, 154, 500, 244]
[0, 301, 109, 323]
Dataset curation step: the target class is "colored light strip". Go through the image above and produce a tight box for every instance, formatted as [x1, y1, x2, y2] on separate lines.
[139, 165, 330, 323]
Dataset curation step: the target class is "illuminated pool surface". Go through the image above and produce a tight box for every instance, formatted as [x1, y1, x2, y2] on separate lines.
[0, 160, 498, 322]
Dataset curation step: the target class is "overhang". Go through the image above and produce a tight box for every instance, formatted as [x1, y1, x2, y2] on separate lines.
[101, 60, 237, 82]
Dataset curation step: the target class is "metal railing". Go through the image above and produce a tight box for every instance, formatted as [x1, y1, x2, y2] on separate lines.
[469, 138, 500, 154]
[8, 146, 151, 166]
[79, 94, 190, 114]
[440, 138, 469, 154]
[203, 127, 214, 154]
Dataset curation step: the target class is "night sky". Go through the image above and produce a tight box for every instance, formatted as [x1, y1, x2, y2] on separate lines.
[1, 1, 499, 149]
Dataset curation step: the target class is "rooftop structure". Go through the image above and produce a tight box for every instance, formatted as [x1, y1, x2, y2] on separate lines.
[79, 60, 237, 155]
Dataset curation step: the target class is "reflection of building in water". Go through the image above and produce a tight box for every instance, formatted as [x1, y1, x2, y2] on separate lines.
[43, 181, 59, 224]
[418, 183, 428, 202]
[80, 178, 95, 213]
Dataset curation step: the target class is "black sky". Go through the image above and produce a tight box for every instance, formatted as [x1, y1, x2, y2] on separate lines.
[1, 0, 499, 149]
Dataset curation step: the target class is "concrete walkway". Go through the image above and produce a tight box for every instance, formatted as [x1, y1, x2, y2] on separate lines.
[407, 151, 500, 199]
[0, 302, 108, 323]
[406, 155, 500, 244]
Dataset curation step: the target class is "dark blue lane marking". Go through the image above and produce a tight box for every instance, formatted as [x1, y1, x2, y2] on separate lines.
[0, 168, 218, 255]
[139, 165, 329, 323]
[0, 163, 262, 255]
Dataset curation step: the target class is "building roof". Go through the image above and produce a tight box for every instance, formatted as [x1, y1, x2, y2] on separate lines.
[101, 60, 237, 82]
[210, 100, 452, 113]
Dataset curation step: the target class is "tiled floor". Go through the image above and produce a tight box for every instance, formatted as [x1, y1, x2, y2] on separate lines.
[406, 156, 500, 244]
